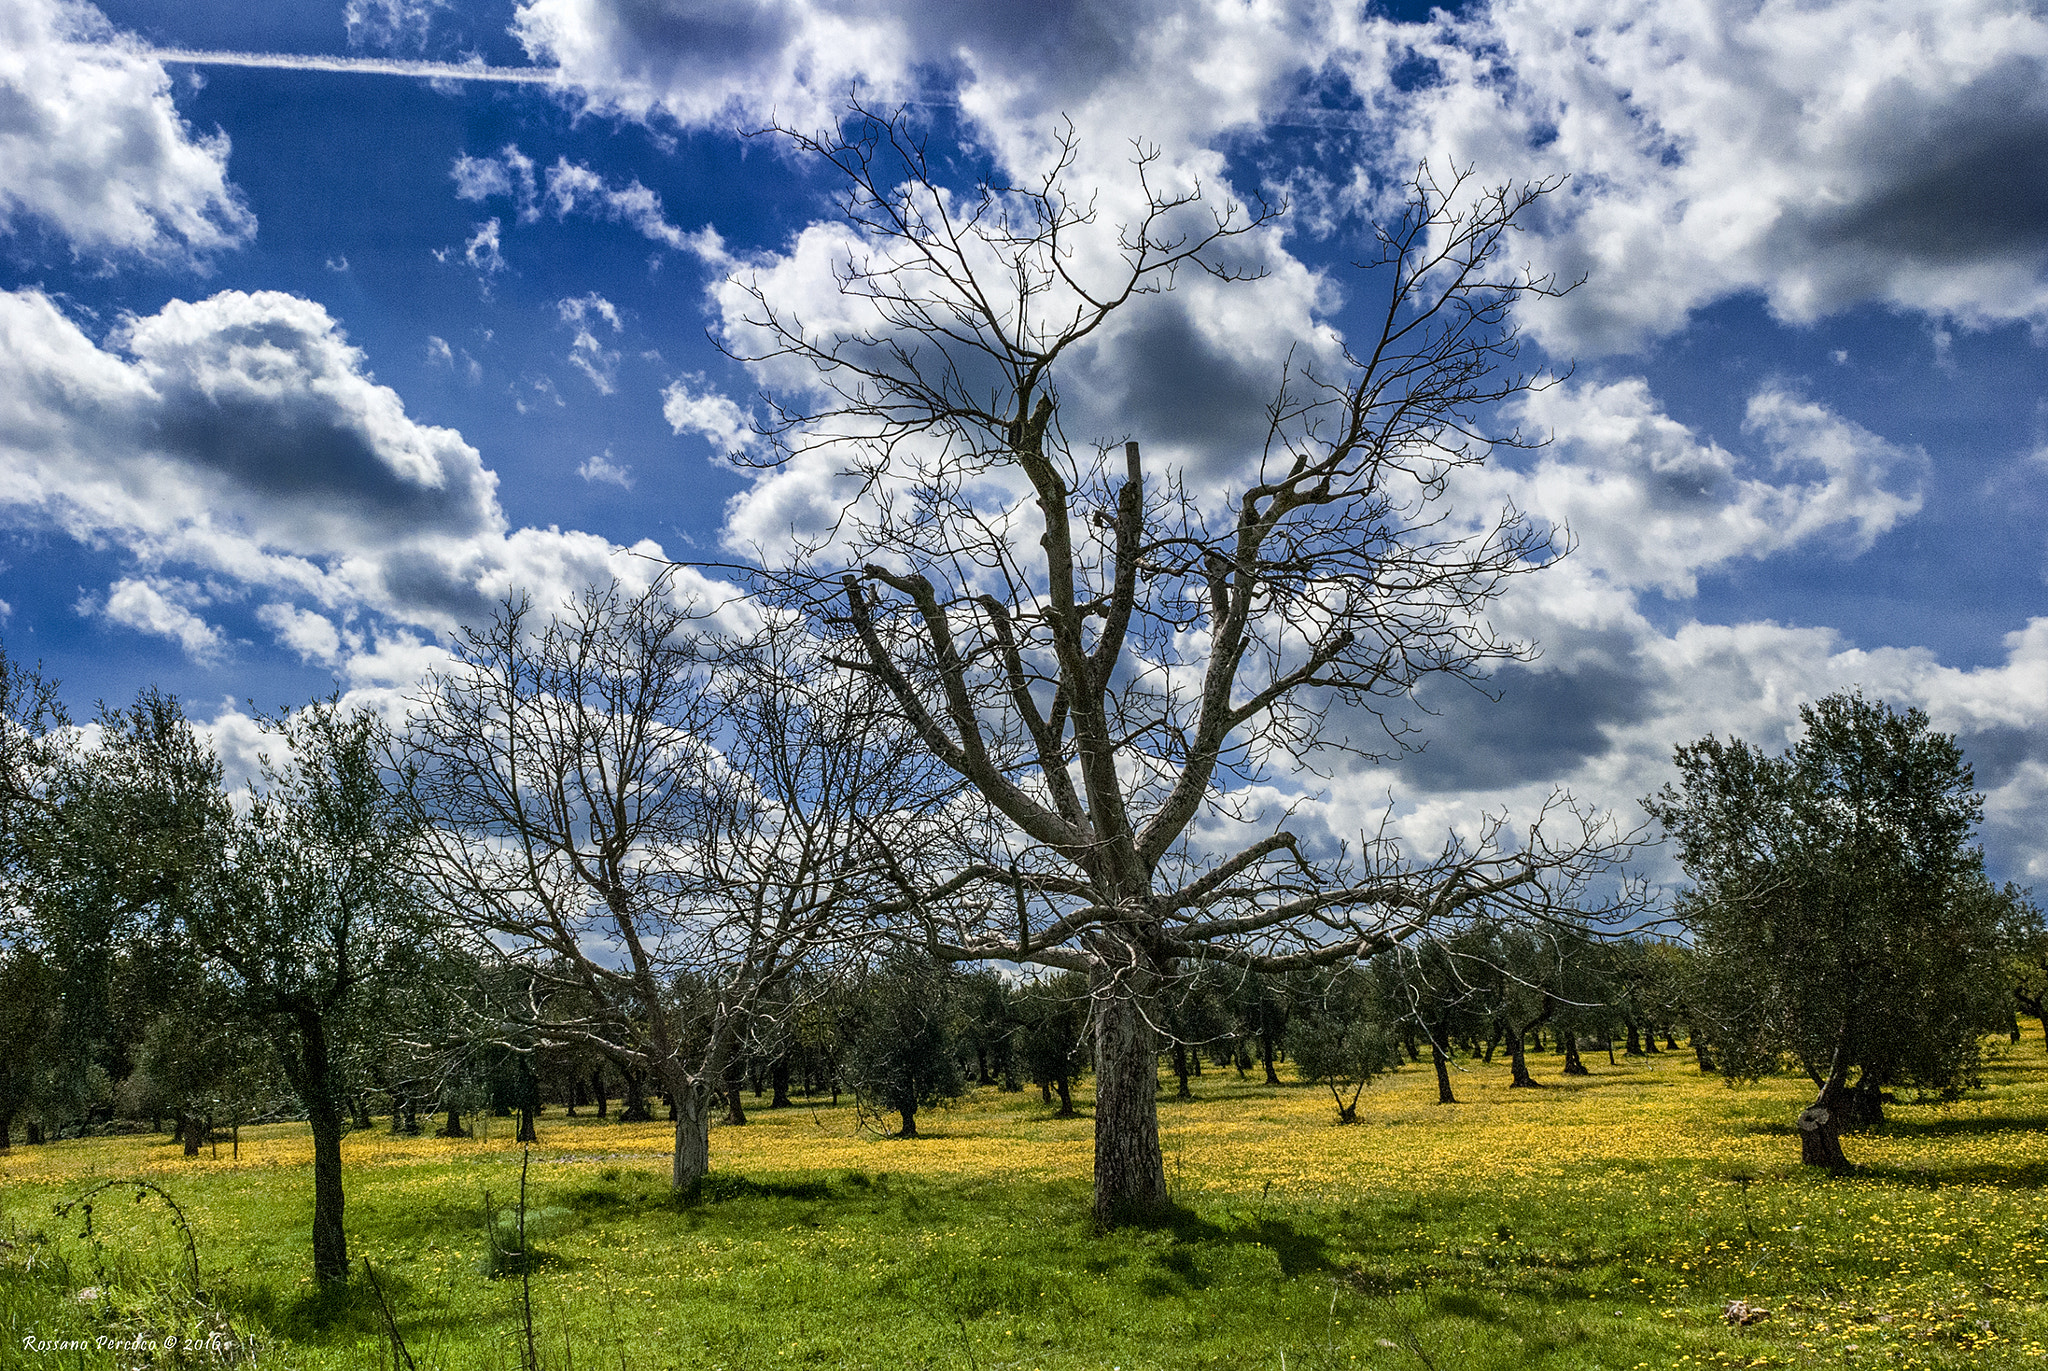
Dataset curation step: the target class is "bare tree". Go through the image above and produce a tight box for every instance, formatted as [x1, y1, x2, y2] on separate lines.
[724, 108, 1641, 1221]
[409, 579, 936, 1191]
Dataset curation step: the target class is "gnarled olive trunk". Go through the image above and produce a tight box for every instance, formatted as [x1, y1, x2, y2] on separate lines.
[1562, 1035, 1589, 1076]
[1800, 1070, 1851, 1169]
[1430, 1040, 1457, 1104]
[1506, 1027, 1536, 1088]
[1091, 966, 1167, 1222]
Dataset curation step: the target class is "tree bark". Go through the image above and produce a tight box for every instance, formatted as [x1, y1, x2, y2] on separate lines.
[1431, 1040, 1457, 1104]
[670, 1084, 710, 1192]
[620, 1068, 651, 1122]
[1562, 1035, 1589, 1076]
[722, 1059, 747, 1127]
[592, 1070, 608, 1119]
[0, 1111, 10, 1152]
[770, 1057, 792, 1109]
[1260, 1025, 1281, 1085]
[1625, 1022, 1644, 1056]
[1091, 974, 1167, 1221]
[308, 1099, 348, 1282]
[1053, 1073, 1076, 1118]
[25, 1120, 43, 1145]
[1170, 1041, 1192, 1099]
[182, 1111, 202, 1156]
[1506, 1027, 1536, 1088]
[438, 1108, 466, 1138]
[1800, 1072, 1851, 1169]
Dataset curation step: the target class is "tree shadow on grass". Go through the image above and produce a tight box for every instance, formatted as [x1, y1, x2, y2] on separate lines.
[1877, 1112, 2048, 1140]
[1849, 1158, 2048, 1189]
[1105, 1201, 1335, 1280]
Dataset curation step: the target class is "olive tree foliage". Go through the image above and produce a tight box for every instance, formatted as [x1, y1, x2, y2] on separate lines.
[1283, 967, 1399, 1124]
[725, 108, 1641, 1220]
[2003, 888, 2048, 1049]
[1646, 692, 2010, 1169]
[409, 580, 940, 1193]
[191, 701, 432, 1282]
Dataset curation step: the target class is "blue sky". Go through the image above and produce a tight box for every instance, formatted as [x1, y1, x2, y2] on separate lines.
[4, 0, 2047, 884]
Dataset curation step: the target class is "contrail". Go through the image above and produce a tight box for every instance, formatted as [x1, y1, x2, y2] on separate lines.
[146, 47, 566, 85]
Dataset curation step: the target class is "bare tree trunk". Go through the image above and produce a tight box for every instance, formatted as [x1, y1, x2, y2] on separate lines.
[1091, 974, 1167, 1221]
[770, 1057, 792, 1109]
[671, 1084, 710, 1192]
[1053, 1074, 1075, 1118]
[0, 1111, 10, 1152]
[182, 1111, 202, 1157]
[1260, 1025, 1281, 1085]
[438, 1107, 466, 1138]
[1170, 1041, 1192, 1099]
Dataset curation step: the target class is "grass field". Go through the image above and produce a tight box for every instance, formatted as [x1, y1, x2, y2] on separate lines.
[5, 1030, 2047, 1370]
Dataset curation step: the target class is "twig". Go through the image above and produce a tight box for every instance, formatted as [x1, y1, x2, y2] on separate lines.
[362, 1258, 419, 1371]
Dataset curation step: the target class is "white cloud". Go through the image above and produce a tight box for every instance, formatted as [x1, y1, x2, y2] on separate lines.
[256, 601, 343, 665]
[0, 0, 253, 265]
[1374, 0, 2048, 351]
[93, 576, 225, 660]
[463, 218, 505, 273]
[557, 292, 620, 332]
[661, 375, 755, 455]
[451, 152, 512, 202]
[577, 449, 633, 488]
[1464, 378, 1925, 598]
[345, 0, 450, 52]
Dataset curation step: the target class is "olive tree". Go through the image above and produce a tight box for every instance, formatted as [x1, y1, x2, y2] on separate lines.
[1646, 692, 2010, 1168]
[726, 107, 1640, 1221]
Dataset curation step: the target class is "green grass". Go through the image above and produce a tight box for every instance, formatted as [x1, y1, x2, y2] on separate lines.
[5, 1032, 2048, 1369]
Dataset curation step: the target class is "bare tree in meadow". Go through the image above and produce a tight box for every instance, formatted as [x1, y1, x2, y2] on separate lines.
[410, 579, 941, 1191]
[725, 106, 1642, 1219]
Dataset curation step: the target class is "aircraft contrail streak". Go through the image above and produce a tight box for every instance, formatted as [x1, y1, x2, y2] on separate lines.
[146, 48, 565, 84]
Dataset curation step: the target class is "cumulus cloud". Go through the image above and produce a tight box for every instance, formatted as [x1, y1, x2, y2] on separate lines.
[1375, 0, 2048, 351]
[0, 287, 695, 646]
[0, 0, 253, 266]
[256, 601, 343, 665]
[661, 374, 754, 453]
[1462, 379, 1925, 598]
[93, 576, 226, 660]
